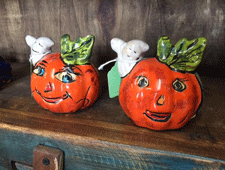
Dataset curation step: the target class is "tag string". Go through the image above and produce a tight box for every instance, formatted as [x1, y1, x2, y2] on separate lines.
[98, 59, 117, 70]
[98, 57, 143, 70]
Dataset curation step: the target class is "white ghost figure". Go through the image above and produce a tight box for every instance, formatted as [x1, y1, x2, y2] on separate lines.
[98, 38, 149, 77]
[25, 35, 54, 66]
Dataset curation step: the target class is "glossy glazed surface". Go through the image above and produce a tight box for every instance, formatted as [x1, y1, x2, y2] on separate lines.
[119, 58, 202, 130]
[31, 53, 99, 113]
[25, 35, 54, 66]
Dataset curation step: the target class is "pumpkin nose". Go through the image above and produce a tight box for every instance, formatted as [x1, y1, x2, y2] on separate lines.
[157, 95, 165, 106]
[45, 83, 52, 92]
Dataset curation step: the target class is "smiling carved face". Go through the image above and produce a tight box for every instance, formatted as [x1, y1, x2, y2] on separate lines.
[31, 53, 99, 113]
[119, 58, 202, 130]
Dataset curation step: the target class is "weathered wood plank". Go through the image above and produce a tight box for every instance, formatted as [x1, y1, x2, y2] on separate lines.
[0, 123, 224, 170]
[0, 105, 224, 160]
[0, 0, 224, 76]
[0, 0, 25, 61]
[0, 63, 224, 161]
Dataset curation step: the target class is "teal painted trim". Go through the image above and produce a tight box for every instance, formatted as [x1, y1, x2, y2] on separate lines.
[0, 128, 224, 170]
[0, 166, 7, 170]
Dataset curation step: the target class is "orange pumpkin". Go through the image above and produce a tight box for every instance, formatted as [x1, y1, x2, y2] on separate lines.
[31, 34, 99, 113]
[119, 58, 202, 130]
[31, 53, 99, 113]
[119, 36, 206, 130]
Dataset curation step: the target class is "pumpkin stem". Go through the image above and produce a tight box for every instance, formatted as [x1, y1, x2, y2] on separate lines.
[61, 34, 95, 65]
[157, 36, 207, 72]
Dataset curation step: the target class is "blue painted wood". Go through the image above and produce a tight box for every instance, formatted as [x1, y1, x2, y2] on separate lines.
[0, 57, 12, 86]
[0, 127, 224, 170]
[0, 166, 7, 170]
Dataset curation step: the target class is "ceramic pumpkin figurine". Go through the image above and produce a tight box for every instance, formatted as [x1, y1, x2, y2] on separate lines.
[118, 36, 207, 130]
[104, 36, 207, 130]
[31, 34, 99, 113]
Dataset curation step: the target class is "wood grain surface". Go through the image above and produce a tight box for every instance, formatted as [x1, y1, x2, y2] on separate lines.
[0, 64, 224, 164]
[0, 0, 224, 77]
[1, 122, 225, 170]
[0, 1, 225, 168]
[1, 124, 224, 170]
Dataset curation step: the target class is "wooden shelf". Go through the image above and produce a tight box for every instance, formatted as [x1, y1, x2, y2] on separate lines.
[0, 63, 224, 169]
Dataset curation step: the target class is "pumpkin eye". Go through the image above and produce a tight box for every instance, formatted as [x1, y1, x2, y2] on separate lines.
[33, 66, 45, 76]
[55, 71, 77, 83]
[137, 76, 149, 88]
[173, 79, 186, 92]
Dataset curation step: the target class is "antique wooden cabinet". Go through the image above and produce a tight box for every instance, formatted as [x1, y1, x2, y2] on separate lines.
[0, 0, 225, 169]
[0, 63, 225, 169]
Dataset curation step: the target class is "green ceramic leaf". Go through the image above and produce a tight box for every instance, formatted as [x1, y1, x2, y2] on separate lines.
[157, 36, 207, 72]
[157, 36, 173, 61]
[61, 34, 95, 65]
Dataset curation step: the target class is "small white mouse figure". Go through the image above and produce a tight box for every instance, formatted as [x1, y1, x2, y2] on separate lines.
[98, 38, 149, 77]
[25, 35, 54, 66]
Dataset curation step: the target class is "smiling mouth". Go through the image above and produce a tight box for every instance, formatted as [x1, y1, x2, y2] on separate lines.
[35, 89, 71, 104]
[32, 49, 39, 53]
[144, 110, 171, 122]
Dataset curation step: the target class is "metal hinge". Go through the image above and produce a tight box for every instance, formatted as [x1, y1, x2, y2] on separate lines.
[15, 145, 64, 170]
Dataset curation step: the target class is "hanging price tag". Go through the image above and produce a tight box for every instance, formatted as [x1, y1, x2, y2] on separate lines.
[107, 62, 121, 98]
